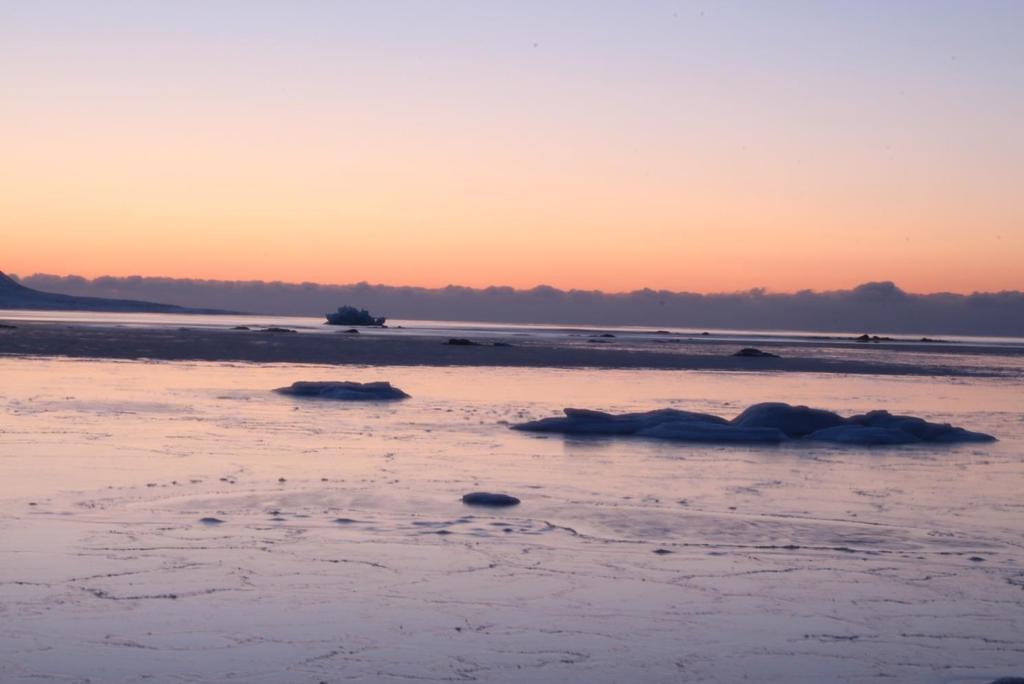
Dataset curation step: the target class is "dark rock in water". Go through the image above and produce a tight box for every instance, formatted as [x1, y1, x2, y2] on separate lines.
[343, 328, 360, 334]
[263, 327, 296, 333]
[325, 306, 385, 326]
[447, 338, 480, 346]
[461, 492, 520, 507]
[275, 381, 410, 401]
[919, 337, 949, 343]
[653, 548, 674, 555]
[598, 333, 616, 338]
[231, 326, 250, 331]
[199, 517, 225, 524]
[855, 333, 895, 343]
[332, 517, 359, 524]
[733, 347, 780, 358]
[0, 323, 17, 329]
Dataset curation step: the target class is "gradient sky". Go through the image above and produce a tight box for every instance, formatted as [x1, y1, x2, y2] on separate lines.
[2, 1, 1022, 293]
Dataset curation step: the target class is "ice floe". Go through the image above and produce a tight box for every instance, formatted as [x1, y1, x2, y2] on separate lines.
[512, 402, 995, 445]
[275, 381, 410, 401]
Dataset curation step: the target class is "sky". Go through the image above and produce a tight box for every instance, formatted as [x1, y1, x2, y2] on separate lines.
[2, 1, 1022, 294]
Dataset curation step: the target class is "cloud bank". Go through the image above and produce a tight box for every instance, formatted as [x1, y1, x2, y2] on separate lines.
[13, 274, 1024, 336]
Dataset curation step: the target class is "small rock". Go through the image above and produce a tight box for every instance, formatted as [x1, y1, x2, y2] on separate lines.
[653, 548, 674, 555]
[461, 492, 521, 507]
[199, 517, 225, 525]
[447, 338, 480, 346]
[733, 347, 780, 358]
[855, 333, 895, 343]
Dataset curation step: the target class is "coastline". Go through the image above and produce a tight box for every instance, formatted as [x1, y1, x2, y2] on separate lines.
[0, 320, 1011, 377]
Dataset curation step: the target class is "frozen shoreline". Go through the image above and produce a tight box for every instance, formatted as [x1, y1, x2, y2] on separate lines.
[0, 321, 1017, 377]
[1, 359, 1021, 684]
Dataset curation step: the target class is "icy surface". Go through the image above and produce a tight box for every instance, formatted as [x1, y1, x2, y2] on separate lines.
[514, 402, 996, 445]
[274, 380, 410, 400]
[0, 359, 1021, 684]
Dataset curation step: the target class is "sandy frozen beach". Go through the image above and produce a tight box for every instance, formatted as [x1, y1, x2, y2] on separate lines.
[1, 358, 1022, 683]
[1, 319, 1021, 377]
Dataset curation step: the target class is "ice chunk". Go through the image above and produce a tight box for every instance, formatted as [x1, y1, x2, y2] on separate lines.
[846, 410, 996, 443]
[325, 306, 385, 326]
[275, 381, 410, 401]
[637, 421, 786, 443]
[731, 403, 845, 437]
[806, 425, 920, 445]
[512, 407, 728, 435]
[512, 403, 994, 446]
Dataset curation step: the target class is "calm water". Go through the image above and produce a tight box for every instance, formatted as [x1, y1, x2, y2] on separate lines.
[1, 356, 1022, 683]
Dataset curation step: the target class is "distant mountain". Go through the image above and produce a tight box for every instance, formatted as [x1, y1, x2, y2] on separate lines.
[0, 271, 237, 314]
[13, 272, 1024, 336]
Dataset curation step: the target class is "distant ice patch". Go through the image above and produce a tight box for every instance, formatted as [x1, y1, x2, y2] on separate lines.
[512, 402, 995, 446]
[275, 381, 410, 401]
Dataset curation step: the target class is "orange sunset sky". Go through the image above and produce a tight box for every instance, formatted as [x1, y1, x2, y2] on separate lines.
[2, 2, 1022, 294]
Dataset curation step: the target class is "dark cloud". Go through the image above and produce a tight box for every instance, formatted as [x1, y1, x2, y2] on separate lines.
[14, 273, 1024, 336]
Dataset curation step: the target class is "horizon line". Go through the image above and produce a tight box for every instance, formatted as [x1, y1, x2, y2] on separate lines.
[10, 271, 1024, 298]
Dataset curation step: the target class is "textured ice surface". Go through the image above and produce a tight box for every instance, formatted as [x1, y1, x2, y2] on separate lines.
[274, 380, 410, 400]
[0, 360, 1021, 684]
[514, 402, 996, 445]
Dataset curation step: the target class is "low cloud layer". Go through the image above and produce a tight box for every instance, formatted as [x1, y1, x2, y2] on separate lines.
[14, 274, 1024, 336]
